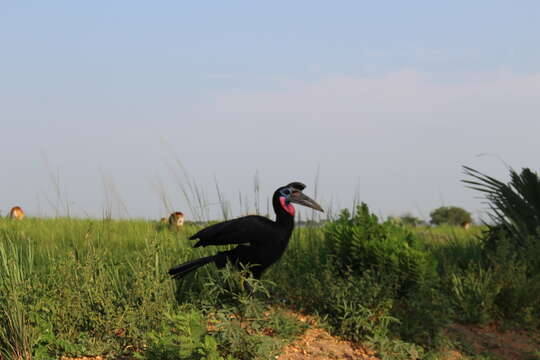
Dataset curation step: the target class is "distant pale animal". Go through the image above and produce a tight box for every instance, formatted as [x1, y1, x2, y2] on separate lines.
[461, 221, 471, 230]
[168, 212, 185, 229]
[9, 206, 25, 220]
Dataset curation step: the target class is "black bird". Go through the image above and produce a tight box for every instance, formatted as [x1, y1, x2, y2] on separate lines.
[168, 182, 323, 280]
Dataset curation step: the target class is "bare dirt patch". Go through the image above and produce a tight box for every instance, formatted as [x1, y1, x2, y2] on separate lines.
[277, 327, 378, 360]
[276, 310, 378, 360]
[448, 323, 540, 360]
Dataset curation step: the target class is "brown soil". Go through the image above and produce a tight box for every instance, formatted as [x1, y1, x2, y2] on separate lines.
[275, 310, 379, 360]
[447, 323, 540, 360]
[277, 327, 378, 360]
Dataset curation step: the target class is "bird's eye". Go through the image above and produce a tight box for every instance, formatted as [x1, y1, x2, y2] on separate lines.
[280, 188, 291, 196]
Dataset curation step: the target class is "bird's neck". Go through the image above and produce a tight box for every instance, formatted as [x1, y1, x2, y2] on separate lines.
[275, 212, 295, 232]
[272, 195, 295, 232]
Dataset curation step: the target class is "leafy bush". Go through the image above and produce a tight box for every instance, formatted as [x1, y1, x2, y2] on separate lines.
[324, 203, 438, 296]
[137, 310, 227, 360]
[388, 213, 425, 227]
[272, 204, 449, 353]
[449, 264, 501, 324]
[429, 206, 472, 226]
[480, 231, 540, 327]
[272, 258, 425, 356]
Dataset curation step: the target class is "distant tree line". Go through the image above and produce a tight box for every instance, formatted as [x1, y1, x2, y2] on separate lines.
[388, 206, 473, 227]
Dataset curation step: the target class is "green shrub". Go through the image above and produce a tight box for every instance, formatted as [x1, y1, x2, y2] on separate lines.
[387, 213, 425, 227]
[136, 310, 229, 360]
[429, 206, 472, 226]
[482, 232, 540, 327]
[450, 264, 501, 324]
[324, 203, 438, 296]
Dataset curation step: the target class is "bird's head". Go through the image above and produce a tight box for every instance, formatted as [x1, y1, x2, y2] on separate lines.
[274, 182, 324, 216]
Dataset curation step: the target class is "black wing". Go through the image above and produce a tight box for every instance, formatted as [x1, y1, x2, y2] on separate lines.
[189, 215, 278, 247]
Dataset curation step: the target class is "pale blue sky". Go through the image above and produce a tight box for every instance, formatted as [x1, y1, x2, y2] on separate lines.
[1, 2, 539, 220]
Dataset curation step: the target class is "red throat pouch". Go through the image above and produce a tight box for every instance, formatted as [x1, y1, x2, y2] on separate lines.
[280, 197, 295, 216]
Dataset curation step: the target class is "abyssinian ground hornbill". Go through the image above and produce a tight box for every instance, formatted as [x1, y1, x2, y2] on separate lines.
[168, 182, 323, 280]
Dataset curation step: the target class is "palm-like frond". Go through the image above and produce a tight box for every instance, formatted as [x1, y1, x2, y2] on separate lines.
[462, 166, 540, 247]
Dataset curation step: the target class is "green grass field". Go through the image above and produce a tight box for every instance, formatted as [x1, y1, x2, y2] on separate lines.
[0, 213, 539, 360]
[0, 217, 319, 359]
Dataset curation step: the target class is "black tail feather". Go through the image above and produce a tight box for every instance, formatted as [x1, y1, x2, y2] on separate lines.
[168, 255, 216, 279]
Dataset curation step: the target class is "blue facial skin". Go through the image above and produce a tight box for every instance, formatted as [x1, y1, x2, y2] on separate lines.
[279, 188, 292, 202]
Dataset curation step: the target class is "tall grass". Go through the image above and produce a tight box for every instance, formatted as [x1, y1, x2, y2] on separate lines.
[0, 231, 34, 360]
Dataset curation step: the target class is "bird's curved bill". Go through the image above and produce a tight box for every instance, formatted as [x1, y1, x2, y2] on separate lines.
[290, 192, 324, 212]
